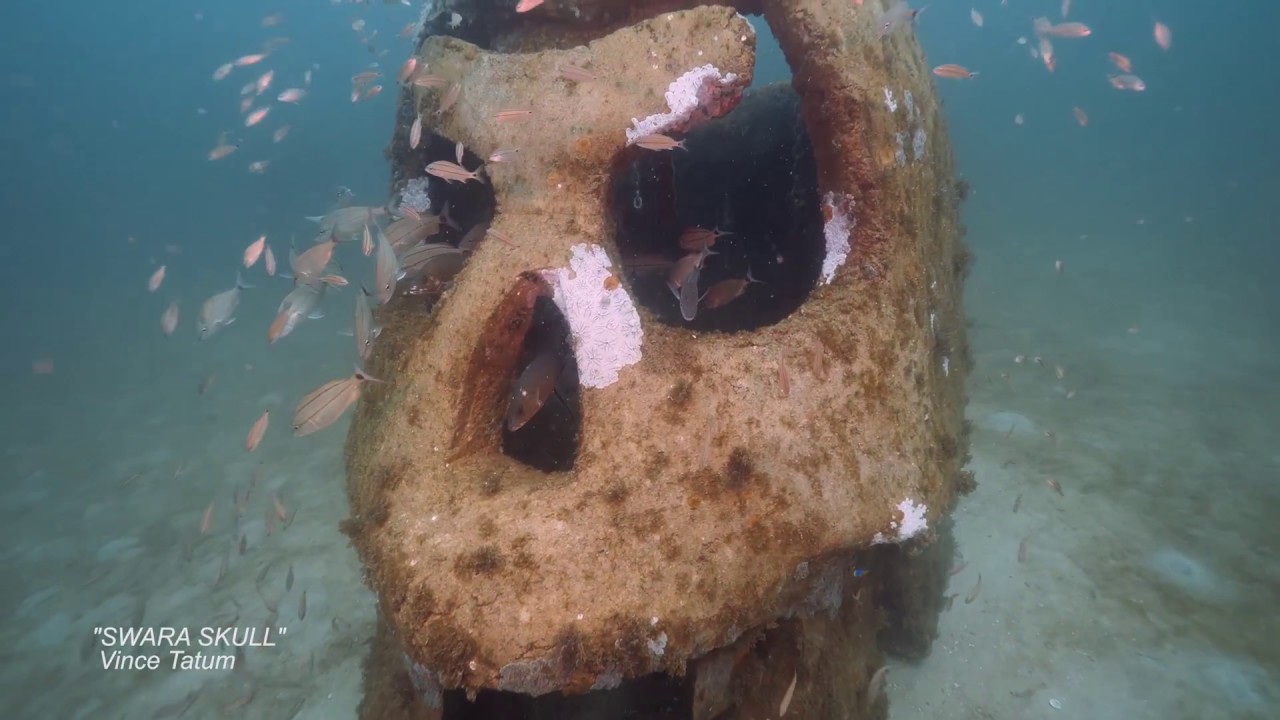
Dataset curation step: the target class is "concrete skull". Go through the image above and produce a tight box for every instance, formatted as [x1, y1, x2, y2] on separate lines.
[345, 2, 971, 718]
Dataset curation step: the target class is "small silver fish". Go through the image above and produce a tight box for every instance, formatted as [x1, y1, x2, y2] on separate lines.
[632, 134, 686, 151]
[354, 286, 380, 363]
[409, 114, 422, 149]
[373, 226, 403, 305]
[425, 160, 483, 184]
[386, 216, 440, 254]
[400, 242, 465, 284]
[305, 206, 387, 238]
[160, 301, 180, 336]
[293, 366, 377, 436]
[668, 245, 719, 290]
[198, 274, 252, 340]
[876, 2, 927, 39]
[676, 264, 705, 321]
[268, 283, 325, 344]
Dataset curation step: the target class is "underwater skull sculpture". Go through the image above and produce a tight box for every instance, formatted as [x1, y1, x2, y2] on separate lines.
[345, 2, 970, 717]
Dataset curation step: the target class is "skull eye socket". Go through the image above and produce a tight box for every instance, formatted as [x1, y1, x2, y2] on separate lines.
[388, 125, 496, 306]
[609, 86, 824, 332]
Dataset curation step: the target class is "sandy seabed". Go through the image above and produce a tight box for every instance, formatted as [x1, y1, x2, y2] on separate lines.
[1, 226, 1277, 719]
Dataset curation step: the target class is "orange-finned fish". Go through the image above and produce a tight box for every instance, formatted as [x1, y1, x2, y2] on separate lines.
[1072, 107, 1088, 126]
[1044, 22, 1090, 38]
[506, 351, 565, 431]
[437, 83, 461, 115]
[291, 240, 335, 282]
[397, 58, 418, 84]
[1108, 74, 1146, 92]
[516, 0, 545, 12]
[254, 70, 273, 96]
[702, 267, 762, 310]
[1153, 21, 1172, 50]
[488, 147, 518, 163]
[1107, 52, 1132, 73]
[426, 160, 483, 184]
[208, 132, 239, 161]
[245, 106, 270, 127]
[235, 54, 267, 67]
[412, 73, 448, 88]
[678, 226, 731, 252]
[932, 64, 978, 79]
[244, 236, 266, 268]
[633, 134, 686, 151]
[263, 244, 276, 276]
[147, 265, 166, 292]
[200, 501, 214, 535]
[246, 410, 269, 452]
[559, 64, 598, 82]
[494, 109, 534, 123]
[160, 301, 180, 336]
[1039, 37, 1056, 72]
[277, 88, 306, 103]
[409, 114, 422, 149]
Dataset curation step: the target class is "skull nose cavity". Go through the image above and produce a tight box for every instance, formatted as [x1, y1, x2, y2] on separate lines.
[389, 125, 498, 305]
[501, 295, 582, 472]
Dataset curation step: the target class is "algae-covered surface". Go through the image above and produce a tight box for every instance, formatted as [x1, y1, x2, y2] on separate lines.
[344, 0, 970, 702]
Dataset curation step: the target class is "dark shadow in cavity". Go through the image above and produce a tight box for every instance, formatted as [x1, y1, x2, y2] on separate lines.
[608, 83, 824, 333]
[441, 671, 692, 720]
[391, 128, 496, 247]
[501, 296, 581, 473]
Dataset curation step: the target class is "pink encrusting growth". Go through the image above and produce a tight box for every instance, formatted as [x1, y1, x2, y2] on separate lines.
[625, 64, 747, 144]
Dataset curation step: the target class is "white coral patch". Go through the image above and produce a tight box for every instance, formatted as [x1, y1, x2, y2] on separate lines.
[399, 177, 432, 214]
[912, 128, 927, 162]
[626, 64, 740, 143]
[883, 87, 898, 113]
[543, 244, 643, 389]
[820, 192, 854, 285]
[872, 499, 929, 544]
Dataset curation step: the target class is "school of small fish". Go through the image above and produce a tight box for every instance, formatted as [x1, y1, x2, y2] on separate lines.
[117, 4, 1186, 714]
[887, 1, 1175, 122]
